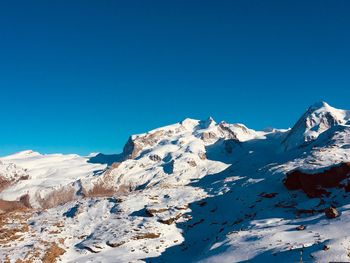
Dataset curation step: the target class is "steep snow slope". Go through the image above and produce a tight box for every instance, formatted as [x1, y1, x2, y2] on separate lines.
[2, 102, 350, 263]
[282, 101, 350, 151]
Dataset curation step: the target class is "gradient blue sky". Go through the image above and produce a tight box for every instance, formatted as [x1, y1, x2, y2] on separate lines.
[0, 0, 350, 155]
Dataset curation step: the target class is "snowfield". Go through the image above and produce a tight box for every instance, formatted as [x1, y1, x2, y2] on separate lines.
[2, 101, 350, 262]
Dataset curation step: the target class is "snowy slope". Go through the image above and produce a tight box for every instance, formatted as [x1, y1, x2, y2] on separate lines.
[0, 151, 106, 208]
[2, 102, 350, 263]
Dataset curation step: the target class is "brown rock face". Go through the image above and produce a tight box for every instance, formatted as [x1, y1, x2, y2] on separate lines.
[122, 130, 165, 160]
[284, 162, 350, 197]
[218, 123, 239, 140]
[201, 132, 217, 141]
[0, 194, 31, 213]
[158, 213, 183, 225]
[122, 136, 143, 160]
[149, 154, 162, 162]
[296, 225, 306, 231]
[145, 207, 168, 217]
[325, 207, 339, 219]
[187, 160, 197, 167]
[0, 199, 26, 213]
[0, 177, 11, 192]
[19, 194, 31, 208]
[42, 243, 66, 263]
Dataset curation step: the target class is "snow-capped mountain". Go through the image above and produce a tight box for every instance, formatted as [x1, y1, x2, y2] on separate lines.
[2, 102, 350, 262]
[282, 101, 350, 151]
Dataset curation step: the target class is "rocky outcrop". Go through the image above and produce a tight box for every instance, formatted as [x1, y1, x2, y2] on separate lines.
[0, 177, 10, 192]
[325, 206, 339, 219]
[122, 136, 144, 160]
[201, 131, 217, 141]
[218, 123, 239, 140]
[146, 207, 168, 217]
[284, 162, 350, 197]
[122, 130, 166, 160]
[296, 225, 306, 231]
[149, 154, 161, 162]
[36, 186, 77, 209]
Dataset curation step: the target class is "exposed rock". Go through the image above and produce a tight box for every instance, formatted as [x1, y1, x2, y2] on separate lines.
[158, 213, 182, 225]
[201, 132, 217, 141]
[0, 210, 32, 245]
[198, 151, 207, 160]
[37, 186, 77, 209]
[42, 243, 66, 263]
[19, 194, 31, 208]
[187, 160, 197, 167]
[110, 162, 121, 169]
[0, 199, 27, 213]
[123, 130, 165, 160]
[82, 245, 100, 253]
[106, 240, 125, 248]
[323, 245, 330, 251]
[122, 136, 144, 160]
[149, 154, 162, 162]
[0, 177, 10, 192]
[175, 204, 189, 210]
[218, 123, 239, 140]
[284, 162, 350, 197]
[133, 233, 160, 240]
[146, 207, 168, 217]
[260, 192, 278, 198]
[325, 206, 339, 219]
[296, 225, 306, 231]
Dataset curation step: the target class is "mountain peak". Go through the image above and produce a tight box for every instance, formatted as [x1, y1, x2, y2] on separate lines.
[201, 116, 216, 128]
[309, 101, 330, 110]
[180, 118, 200, 129]
[283, 102, 349, 150]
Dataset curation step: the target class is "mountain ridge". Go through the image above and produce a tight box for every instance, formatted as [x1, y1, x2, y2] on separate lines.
[2, 102, 350, 262]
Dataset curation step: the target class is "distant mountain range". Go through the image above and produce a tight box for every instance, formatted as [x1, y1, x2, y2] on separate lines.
[1, 101, 350, 262]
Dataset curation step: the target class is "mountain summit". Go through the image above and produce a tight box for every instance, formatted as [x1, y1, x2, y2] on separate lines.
[282, 101, 349, 150]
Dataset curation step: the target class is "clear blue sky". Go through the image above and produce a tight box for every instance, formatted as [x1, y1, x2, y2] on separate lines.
[0, 0, 350, 155]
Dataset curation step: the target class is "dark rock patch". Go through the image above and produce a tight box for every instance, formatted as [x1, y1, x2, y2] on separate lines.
[325, 206, 339, 219]
[260, 192, 278, 198]
[296, 225, 306, 231]
[149, 154, 162, 162]
[284, 162, 350, 197]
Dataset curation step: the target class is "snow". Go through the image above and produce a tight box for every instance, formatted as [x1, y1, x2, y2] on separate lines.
[2, 102, 350, 262]
[0, 160, 28, 181]
[282, 101, 350, 151]
[0, 151, 106, 207]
